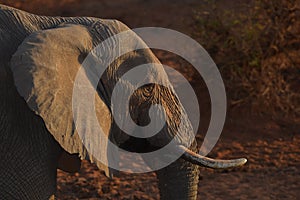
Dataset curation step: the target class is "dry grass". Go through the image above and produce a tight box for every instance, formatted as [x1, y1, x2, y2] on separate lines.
[193, 0, 300, 118]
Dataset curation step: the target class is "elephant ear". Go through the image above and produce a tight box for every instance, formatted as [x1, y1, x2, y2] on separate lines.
[10, 23, 115, 177]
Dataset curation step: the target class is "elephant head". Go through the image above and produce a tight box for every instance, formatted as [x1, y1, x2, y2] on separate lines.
[0, 4, 247, 200]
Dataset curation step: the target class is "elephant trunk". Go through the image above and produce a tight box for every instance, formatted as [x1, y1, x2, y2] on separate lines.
[156, 158, 199, 200]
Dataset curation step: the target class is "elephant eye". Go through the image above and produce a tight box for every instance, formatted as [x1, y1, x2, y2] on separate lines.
[142, 84, 155, 98]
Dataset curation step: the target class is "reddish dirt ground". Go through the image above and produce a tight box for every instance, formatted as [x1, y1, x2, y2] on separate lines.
[1, 0, 299, 199]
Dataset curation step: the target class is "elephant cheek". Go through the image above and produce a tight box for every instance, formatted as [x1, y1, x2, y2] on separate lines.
[133, 104, 179, 147]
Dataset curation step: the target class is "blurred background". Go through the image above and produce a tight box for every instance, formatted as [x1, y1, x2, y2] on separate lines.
[1, 0, 299, 199]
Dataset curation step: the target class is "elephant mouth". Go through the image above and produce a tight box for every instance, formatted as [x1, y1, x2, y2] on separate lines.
[177, 145, 247, 169]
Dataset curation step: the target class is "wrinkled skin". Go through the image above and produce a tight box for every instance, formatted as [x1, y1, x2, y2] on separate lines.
[0, 4, 199, 200]
[0, 4, 248, 200]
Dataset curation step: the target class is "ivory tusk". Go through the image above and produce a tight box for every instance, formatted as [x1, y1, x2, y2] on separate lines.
[178, 145, 247, 169]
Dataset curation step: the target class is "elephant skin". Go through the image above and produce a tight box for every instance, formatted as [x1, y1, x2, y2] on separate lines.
[0, 4, 246, 200]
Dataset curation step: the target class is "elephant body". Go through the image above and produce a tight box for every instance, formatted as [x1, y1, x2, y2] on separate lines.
[0, 62, 60, 198]
[0, 5, 200, 199]
[0, 4, 246, 200]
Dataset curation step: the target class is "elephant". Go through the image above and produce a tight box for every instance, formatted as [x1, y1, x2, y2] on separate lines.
[0, 4, 247, 200]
